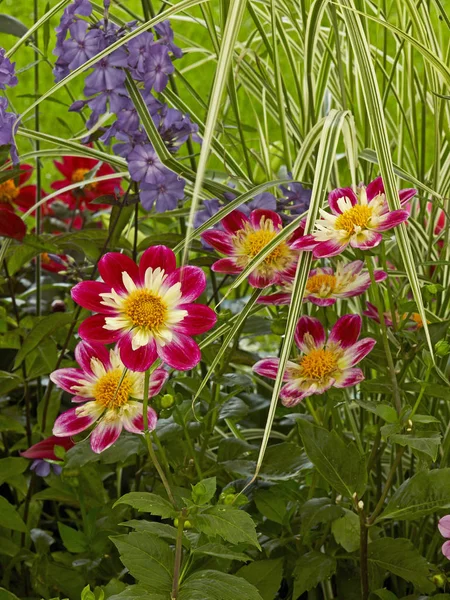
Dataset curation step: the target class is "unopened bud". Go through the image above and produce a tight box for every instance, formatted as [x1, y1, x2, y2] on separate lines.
[160, 394, 174, 408]
[51, 299, 66, 312]
[436, 340, 450, 357]
[358, 500, 364, 510]
[336, 495, 342, 504]
[406, 419, 413, 432]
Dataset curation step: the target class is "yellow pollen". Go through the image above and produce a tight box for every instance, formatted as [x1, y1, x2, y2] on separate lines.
[335, 205, 373, 234]
[306, 273, 337, 294]
[72, 168, 97, 191]
[0, 178, 19, 204]
[93, 370, 132, 408]
[237, 223, 291, 268]
[124, 289, 167, 330]
[41, 253, 51, 264]
[300, 348, 338, 379]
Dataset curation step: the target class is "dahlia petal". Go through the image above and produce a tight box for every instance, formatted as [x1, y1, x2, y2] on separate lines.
[148, 368, 169, 397]
[280, 382, 318, 407]
[375, 210, 409, 232]
[211, 258, 242, 274]
[442, 541, 450, 560]
[118, 333, 157, 372]
[248, 270, 274, 289]
[0, 210, 26, 241]
[290, 234, 319, 251]
[21, 435, 74, 460]
[334, 367, 365, 388]
[157, 333, 201, 370]
[123, 404, 158, 434]
[307, 296, 336, 307]
[313, 239, 348, 258]
[71, 281, 118, 314]
[250, 209, 282, 230]
[90, 417, 122, 453]
[200, 230, 234, 254]
[18, 164, 33, 186]
[438, 516, 450, 538]
[53, 405, 100, 437]
[288, 221, 306, 244]
[221, 210, 249, 234]
[75, 340, 111, 375]
[50, 368, 89, 394]
[329, 314, 361, 349]
[398, 188, 417, 205]
[350, 230, 382, 250]
[79, 314, 122, 344]
[253, 358, 281, 380]
[342, 260, 364, 275]
[174, 304, 217, 335]
[328, 187, 358, 214]
[139, 245, 176, 279]
[341, 338, 376, 367]
[374, 270, 388, 283]
[98, 252, 140, 292]
[164, 266, 206, 302]
[294, 316, 326, 352]
[257, 292, 291, 305]
[365, 177, 384, 201]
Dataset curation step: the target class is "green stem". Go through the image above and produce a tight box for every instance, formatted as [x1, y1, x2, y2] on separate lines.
[171, 508, 187, 600]
[358, 504, 369, 600]
[367, 447, 405, 525]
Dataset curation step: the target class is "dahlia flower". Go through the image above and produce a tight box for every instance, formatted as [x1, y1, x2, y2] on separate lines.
[253, 314, 376, 407]
[258, 260, 387, 307]
[363, 301, 427, 330]
[438, 516, 450, 560]
[293, 177, 416, 258]
[51, 341, 168, 453]
[201, 208, 304, 288]
[71, 245, 217, 371]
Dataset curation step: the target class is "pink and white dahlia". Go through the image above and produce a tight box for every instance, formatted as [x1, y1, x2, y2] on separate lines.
[258, 260, 387, 307]
[363, 301, 427, 330]
[292, 177, 416, 258]
[51, 341, 168, 453]
[71, 245, 217, 372]
[253, 314, 375, 407]
[201, 209, 304, 288]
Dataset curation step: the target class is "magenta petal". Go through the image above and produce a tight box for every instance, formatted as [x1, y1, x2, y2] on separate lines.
[280, 383, 312, 407]
[21, 436, 74, 460]
[211, 258, 242, 274]
[174, 304, 217, 335]
[50, 368, 89, 394]
[308, 296, 336, 307]
[399, 188, 417, 205]
[329, 314, 361, 349]
[250, 209, 282, 230]
[158, 333, 201, 370]
[343, 260, 364, 275]
[438, 516, 450, 538]
[365, 177, 384, 201]
[288, 221, 306, 244]
[79, 314, 122, 344]
[294, 316, 326, 352]
[139, 245, 176, 279]
[374, 270, 388, 283]
[165, 266, 206, 302]
[124, 406, 158, 434]
[328, 187, 358, 214]
[98, 252, 140, 292]
[257, 292, 291, 305]
[221, 209, 249, 234]
[334, 367, 365, 388]
[71, 281, 117, 314]
[375, 210, 409, 232]
[248, 270, 274, 289]
[314, 239, 347, 258]
[75, 340, 111, 375]
[290, 234, 318, 251]
[53, 407, 98, 436]
[253, 358, 280, 380]
[342, 338, 376, 366]
[350, 231, 382, 250]
[118, 334, 157, 372]
[148, 368, 169, 397]
[90, 419, 122, 453]
[442, 541, 450, 560]
[201, 230, 234, 254]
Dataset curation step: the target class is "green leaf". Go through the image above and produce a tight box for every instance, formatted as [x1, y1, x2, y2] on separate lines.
[389, 432, 441, 461]
[0, 457, 28, 486]
[114, 492, 175, 518]
[0, 14, 27, 37]
[109, 205, 133, 252]
[14, 312, 76, 368]
[192, 506, 260, 548]
[293, 551, 337, 598]
[367, 538, 434, 593]
[193, 543, 251, 562]
[300, 498, 344, 536]
[254, 488, 287, 525]
[236, 559, 283, 600]
[297, 420, 367, 497]
[370, 591, 398, 600]
[259, 442, 309, 481]
[0, 372, 23, 396]
[179, 570, 263, 600]
[111, 533, 174, 594]
[43, 2, 50, 54]
[378, 468, 450, 522]
[331, 509, 360, 553]
[121, 521, 185, 545]
[108, 586, 166, 600]
[0, 588, 22, 600]
[191, 477, 216, 505]
[57, 523, 88, 553]
[0, 496, 27, 533]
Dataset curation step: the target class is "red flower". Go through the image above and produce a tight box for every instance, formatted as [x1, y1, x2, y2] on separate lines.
[21, 435, 74, 460]
[0, 207, 26, 240]
[0, 164, 38, 213]
[51, 155, 123, 211]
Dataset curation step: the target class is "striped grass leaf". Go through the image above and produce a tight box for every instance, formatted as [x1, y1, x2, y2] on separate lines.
[340, 0, 434, 356]
[304, 0, 330, 127]
[182, 0, 248, 266]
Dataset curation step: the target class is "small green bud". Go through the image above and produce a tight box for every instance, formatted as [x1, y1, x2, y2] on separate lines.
[223, 494, 235, 505]
[161, 394, 174, 408]
[435, 340, 450, 357]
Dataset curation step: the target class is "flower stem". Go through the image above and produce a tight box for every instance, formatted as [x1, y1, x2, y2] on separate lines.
[171, 508, 187, 600]
[358, 503, 369, 600]
[367, 446, 405, 525]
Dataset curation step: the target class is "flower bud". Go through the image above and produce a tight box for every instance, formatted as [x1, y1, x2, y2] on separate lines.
[161, 394, 174, 408]
[51, 299, 66, 312]
[436, 340, 450, 357]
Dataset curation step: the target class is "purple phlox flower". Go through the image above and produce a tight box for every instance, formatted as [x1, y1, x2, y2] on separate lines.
[0, 48, 18, 90]
[245, 192, 277, 215]
[158, 106, 201, 152]
[113, 130, 148, 159]
[84, 54, 127, 96]
[155, 20, 182, 58]
[53, 57, 71, 82]
[85, 88, 127, 129]
[0, 97, 19, 164]
[194, 198, 221, 230]
[61, 20, 102, 71]
[128, 31, 155, 75]
[278, 180, 312, 217]
[144, 44, 174, 93]
[54, 0, 93, 58]
[31, 459, 62, 477]
[104, 0, 111, 9]
[128, 143, 166, 184]
[140, 169, 185, 212]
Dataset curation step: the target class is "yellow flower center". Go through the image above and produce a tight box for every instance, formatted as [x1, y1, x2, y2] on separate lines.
[235, 221, 292, 269]
[0, 179, 19, 204]
[124, 289, 168, 330]
[41, 252, 51, 264]
[306, 273, 337, 294]
[93, 370, 132, 408]
[335, 205, 373, 234]
[71, 168, 97, 191]
[300, 348, 338, 379]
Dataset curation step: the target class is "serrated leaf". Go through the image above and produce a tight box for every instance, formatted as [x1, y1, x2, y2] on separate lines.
[191, 477, 216, 505]
[57, 523, 88, 553]
[192, 506, 260, 548]
[0, 497, 27, 532]
[179, 570, 263, 600]
[389, 432, 441, 461]
[254, 488, 287, 525]
[331, 509, 360, 553]
[114, 492, 175, 518]
[300, 498, 344, 536]
[236, 558, 283, 600]
[193, 543, 251, 562]
[293, 551, 337, 598]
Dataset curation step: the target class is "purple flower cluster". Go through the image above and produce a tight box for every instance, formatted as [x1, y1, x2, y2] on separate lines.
[0, 48, 19, 164]
[53, 0, 199, 213]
